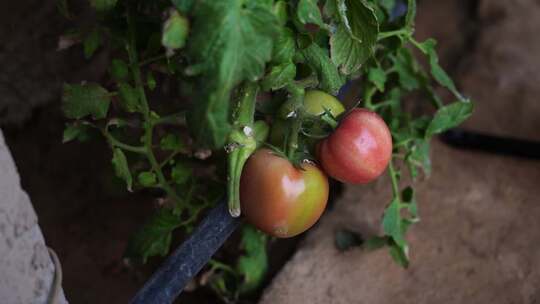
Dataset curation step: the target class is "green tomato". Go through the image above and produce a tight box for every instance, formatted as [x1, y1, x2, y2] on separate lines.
[303, 90, 345, 117]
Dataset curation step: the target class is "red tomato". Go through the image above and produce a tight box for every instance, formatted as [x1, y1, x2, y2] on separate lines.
[240, 149, 329, 238]
[317, 108, 392, 184]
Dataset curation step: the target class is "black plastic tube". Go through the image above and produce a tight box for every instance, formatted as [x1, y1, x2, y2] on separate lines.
[130, 200, 241, 304]
[440, 129, 540, 159]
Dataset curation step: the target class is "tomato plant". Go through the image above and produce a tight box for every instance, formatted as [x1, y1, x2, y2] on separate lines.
[240, 149, 329, 238]
[59, 0, 473, 298]
[317, 108, 392, 184]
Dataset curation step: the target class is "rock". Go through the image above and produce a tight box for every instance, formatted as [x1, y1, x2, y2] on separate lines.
[0, 130, 68, 304]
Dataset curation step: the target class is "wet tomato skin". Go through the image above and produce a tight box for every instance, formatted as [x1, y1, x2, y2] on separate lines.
[240, 149, 329, 238]
[317, 108, 392, 184]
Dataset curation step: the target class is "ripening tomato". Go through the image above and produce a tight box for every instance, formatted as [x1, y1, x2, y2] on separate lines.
[317, 108, 392, 184]
[240, 149, 329, 238]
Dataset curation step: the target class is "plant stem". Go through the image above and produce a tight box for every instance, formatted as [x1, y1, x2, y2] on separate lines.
[388, 160, 400, 198]
[285, 84, 305, 159]
[126, 9, 180, 204]
[227, 82, 259, 217]
[378, 29, 410, 41]
[103, 130, 146, 154]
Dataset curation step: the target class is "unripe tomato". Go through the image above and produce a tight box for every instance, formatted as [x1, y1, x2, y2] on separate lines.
[304, 90, 345, 117]
[240, 149, 329, 238]
[317, 108, 392, 184]
[270, 90, 345, 146]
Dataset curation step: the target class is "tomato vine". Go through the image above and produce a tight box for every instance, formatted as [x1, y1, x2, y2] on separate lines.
[60, 0, 473, 299]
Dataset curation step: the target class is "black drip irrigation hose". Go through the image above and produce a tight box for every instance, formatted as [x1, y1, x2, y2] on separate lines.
[130, 201, 241, 304]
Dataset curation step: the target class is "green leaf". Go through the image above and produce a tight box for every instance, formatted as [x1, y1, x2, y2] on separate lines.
[330, 0, 379, 75]
[416, 39, 465, 101]
[125, 208, 182, 263]
[393, 48, 421, 91]
[389, 241, 409, 268]
[406, 139, 431, 178]
[118, 83, 140, 113]
[405, 0, 417, 29]
[110, 59, 129, 81]
[171, 162, 192, 185]
[368, 67, 387, 91]
[297, 0, 325, 28]
[382, 198, 406, 247]
[138, 171, 157, 187]
[379, 0, 396, 15]
[302, 43, 345, 94]
[335, 229, 363, 251]
[111, 148, 132, 191]
[83, 28, 100, 59]
[160, 134, 185, 151]
[236, 225, 268, 295]
[186, 0, 279, 148]
[272, 28, 296, 64]
[364, 236, 389, 250]
[273, 1, 289, 25]
[401, 186, 418, 218]
[426, 101, 473, 137]
[262, 62, 297, 91]
[89, 0, 117, 11]
[147, 72, 157, 91]
[172, 0, 194, 13]
[162, 10, 189, 51]
[62, 122, 91, 143]
[62, 83, 110, 119]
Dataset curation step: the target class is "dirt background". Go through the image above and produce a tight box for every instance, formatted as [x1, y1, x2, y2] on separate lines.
[1, 0, 539, 303]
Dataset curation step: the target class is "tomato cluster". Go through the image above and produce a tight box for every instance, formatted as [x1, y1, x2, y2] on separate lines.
[240, 90, 393, 238]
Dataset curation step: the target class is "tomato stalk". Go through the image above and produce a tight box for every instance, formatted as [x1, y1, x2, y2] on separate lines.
[227, 83, 261, 217]
[284, 84, 305, 159]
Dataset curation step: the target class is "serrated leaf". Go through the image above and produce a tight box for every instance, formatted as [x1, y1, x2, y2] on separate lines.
[368, 67, 387, 91]
[393, 48, 421, 91]
[110, 59, 129, 81]
[138, 171, 157, 187]
[162, 10, 189, 52]
[302, 43, 345, 94]
[147, 72, 156, 91]
[63, 124, 91, 143]
[406, 139, 431, 178]
[273, 1, 288, 25]
[272, 28, 296, 64]
[330, 0, 379, 75]
[186, 0, 279, 148]
[89, 0, 117, 11]
[118, 83, 140, 113]
[262, 62, 296, 91]
[125, 208, 182, 263]
[83, 28, 100, 59]
[112, 148, 132, 191]
[389, 241, 409, 268]
[236, 225, 268, 295]
[335, 229, 363, 251]
[426, 101, 473, 137]
[62, 83, 110, 119]
[405, 0, 416, 29]
[382, 198, 406, 247]
[160, 134, 185, 151]
[171, 162, 191, 185]
[297, 0, 325, 28]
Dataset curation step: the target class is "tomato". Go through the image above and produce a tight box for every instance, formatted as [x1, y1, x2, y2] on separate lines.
[317, 108, 392, 184]
[270, 90, 345, 147]
[240, 149, 329, 238]
[303, 90, 345, 117]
